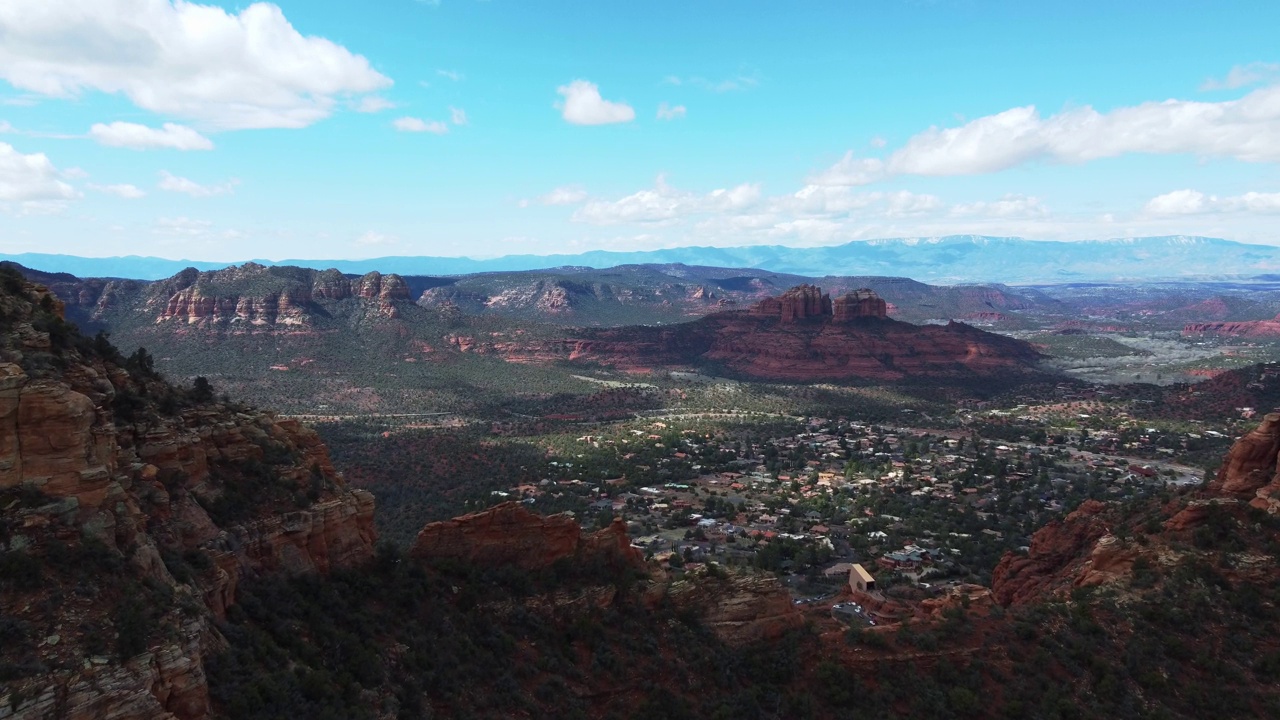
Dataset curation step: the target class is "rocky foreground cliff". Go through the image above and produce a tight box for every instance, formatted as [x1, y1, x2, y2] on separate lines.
[0, 271, 376, 718]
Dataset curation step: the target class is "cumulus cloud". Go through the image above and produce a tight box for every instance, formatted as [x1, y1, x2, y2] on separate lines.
[1201, 62, 1280, 91]
[449, 106, 468, 125]
[0, 141, 79, 211]
[556, 80, 635, 126]
[157, 170, 237, 197]
[572, 176, 760, 225]
[0, 0, 391, 130]
[952, 194, 1048, 218]
[656, 102, 686, 120]
[88, 183, 145, 199]
[437, 69, 462, 81]
[813, 83, 1280, 184]
[808, 153, 887, 186]
[1145, 189, 1280, 215]
[535, 186, 588, 206]
[354, 96, 396, 113]
[393, 116, 448, 133]
[89, 121, 213, 150]
[773, 186, 944, 219]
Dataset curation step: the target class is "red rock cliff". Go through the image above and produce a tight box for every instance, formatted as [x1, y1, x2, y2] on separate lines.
[0, 278, 376, 719]
[409, 501, 643, 571]
[1208, 412, 1280, 514]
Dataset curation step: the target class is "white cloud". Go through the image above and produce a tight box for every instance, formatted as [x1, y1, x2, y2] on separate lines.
[814, 83, 1280, 185]
[60, 166, 89, 180]
[952, 194, 1048, 218]
[1145, 189, 1280, 215]
[663, 74, 759, 93]
[157, 170, 237, 197]
[89, 182, 145, 199]
[556, 80, 635, 126]
[393, 116, 448, 133]
[1201, 62, 1280, 91]
[89, 121, 213, 150]
[656, 102, 686, 120]
[808, 153, 887, 186]
[153, 216, 212, 236]
[0, 0, 391, 130]
[533, 186, 588, 206]
[437, 69, 462, 81]
[449, 106, 467, 125]
[572, 175, 759, 224]
[0, 141, 79, 211]
[355, 230, 397, 246]
[355, 96, 396, 113]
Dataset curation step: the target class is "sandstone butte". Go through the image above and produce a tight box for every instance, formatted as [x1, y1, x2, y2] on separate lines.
[0, 279, 377, 719]
[444, 285, 1042, 381]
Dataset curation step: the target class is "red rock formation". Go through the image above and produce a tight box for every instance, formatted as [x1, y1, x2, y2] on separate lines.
[144, 265, 412, 327]
[311, 269, 352, 300]
[990, 500, 1112, 606]
[666, 574, 805, 645]
[0, 279, 377, 719]
[410, 501, 643, 571]
[751, 284, 831, 322]
[832, 289, 888, 321]
[1184, 314, 1280, 338]
[459, 286, 1040, 382]
[355, 271, 411, 302]
[1201, 412, 1280, 514]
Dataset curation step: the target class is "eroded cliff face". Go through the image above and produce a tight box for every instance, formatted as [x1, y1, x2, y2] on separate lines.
[410, 501, 642, 571]
[1208, 411, 1280, 514]
[0, 277, 376, 719]
[1184, 314, 1280, 338]
[666, 574, 805, 645]
[990, 500, 1114, 606]
[989, 415, 1280, 612]
[48, 263, 413, 329]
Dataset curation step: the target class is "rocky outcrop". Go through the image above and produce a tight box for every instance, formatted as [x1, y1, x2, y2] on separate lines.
[833, 289, 888, 321]
[1206, 412, 1280, 514]
[0, 278, 377, 720]
[310, 269, 353, 301]
[409, 501, 643, 571]
[750, 284, 831, 322]
[667, 574, 804, 645]
[355, 271, 410, 302]
[1184, 314, 1280, 338]
[990, 500, 1112, 606]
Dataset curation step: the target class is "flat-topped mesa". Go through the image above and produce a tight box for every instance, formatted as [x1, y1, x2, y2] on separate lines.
[749, 284, 832, 322]
[833, 288, 888, 321]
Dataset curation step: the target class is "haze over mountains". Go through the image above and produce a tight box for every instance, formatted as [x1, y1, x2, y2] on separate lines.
[7, 235, 1280, 283]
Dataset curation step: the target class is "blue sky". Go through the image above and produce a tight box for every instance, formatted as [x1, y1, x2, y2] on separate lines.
[1, 0, 1279, 261]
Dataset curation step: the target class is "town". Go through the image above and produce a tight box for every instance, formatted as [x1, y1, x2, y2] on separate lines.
[483, 398, 1221, 623]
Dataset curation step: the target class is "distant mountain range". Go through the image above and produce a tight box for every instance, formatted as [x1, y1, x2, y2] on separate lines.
[5, 235, 1280, 283]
